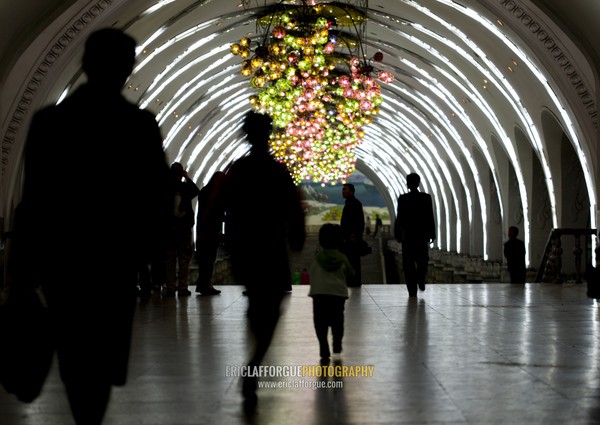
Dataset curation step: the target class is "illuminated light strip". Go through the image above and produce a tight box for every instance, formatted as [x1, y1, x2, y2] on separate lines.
[382, 1, 575, 261]
[372, 105, 460, 251]
[191, 113, 251, 183]
[364, 113, 449, 246]
[140, 0, 180, 17]
[358, 131, 403, 198]
[190, 91, 253, 164]
[138, 32, 221, 110]
[134, 13, 257, 110]
[166, 83, 250, 161]
[135, 20, 217, 82]
[363, 122, 453, 252]
[162, 74, 242, 148]
[370, 14, 528, 261]
[382, 85, 479, 253]
[156, 60, 238, 125]
[355, 149, 402, 199]
[374, 26, 515, 260]
[188, 90, 252, 164]
[434, 0, 597, 232]
[360, 137, 404, 197]
[366, 48, 490, 259]
[134, 11, 258, 110]
[190, 91, 252, 173]
[411, 72, 493, 247]
[193, 137, 249, 186]
[365, 109, 451, 245]
[379, 87, 473, 226]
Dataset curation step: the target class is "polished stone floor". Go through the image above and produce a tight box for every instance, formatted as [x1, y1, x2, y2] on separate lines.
[2, 283, 600, 425]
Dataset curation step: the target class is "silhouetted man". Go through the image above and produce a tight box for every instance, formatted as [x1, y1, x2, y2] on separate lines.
[504, 226, 526, 283]
[17, 28, 170, 424]
[340, 183, 365, 287]
[194, 170, 225, 295]
[164, 162, 201, 297]
[221, 111, 305, 413]
[395, 173, 435, 297]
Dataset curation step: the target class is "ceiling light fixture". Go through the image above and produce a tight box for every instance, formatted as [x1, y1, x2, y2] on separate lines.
[231, 0, 394, 184]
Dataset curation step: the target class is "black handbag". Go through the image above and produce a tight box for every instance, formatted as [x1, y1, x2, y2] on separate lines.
[0, 285, 54, 402]
[359, 239, 372, 256]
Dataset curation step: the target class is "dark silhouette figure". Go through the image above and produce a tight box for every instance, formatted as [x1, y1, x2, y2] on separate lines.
[164, 162, 201, 297]
[194, 171, 225, 295]
[395, 173, 435, 297]
[340, 183, 365, 287]
[373, 214, 383, 237]
[309, 224, 353, 360]
[17, 28, 171, 424]
[504, 226, 526, 283]
[221, 111, 305, 413]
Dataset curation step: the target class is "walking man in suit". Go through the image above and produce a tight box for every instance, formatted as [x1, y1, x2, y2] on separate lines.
[340, 183, 365, 287]
[395, 173, 435, 297]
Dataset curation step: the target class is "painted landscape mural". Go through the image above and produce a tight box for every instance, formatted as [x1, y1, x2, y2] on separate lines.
[299, 171, 389, 229]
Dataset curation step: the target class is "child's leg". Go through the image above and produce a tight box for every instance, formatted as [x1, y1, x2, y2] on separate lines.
[312, 296, 331, 358]
[331, 297, 346, 354]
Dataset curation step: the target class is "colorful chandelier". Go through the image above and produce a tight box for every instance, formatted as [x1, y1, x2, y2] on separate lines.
[231, 0, 394, 185]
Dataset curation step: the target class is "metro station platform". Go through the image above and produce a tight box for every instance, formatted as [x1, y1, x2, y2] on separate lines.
[1, 283, 600, 424]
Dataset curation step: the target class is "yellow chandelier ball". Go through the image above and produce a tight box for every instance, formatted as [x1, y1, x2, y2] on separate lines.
[251, 57, 263, 68]
[269, 44, 281, 56]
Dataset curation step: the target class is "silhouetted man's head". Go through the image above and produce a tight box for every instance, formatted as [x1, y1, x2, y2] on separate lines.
[242, 111, 273, 152]
[406, 173, 420, 190]
[342, 183, 355, 199]
[170, 162, 184, 178]
[82, 28, 136, 90]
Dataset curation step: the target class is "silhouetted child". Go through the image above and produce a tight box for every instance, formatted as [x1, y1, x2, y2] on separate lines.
[309, 223, 354, 360]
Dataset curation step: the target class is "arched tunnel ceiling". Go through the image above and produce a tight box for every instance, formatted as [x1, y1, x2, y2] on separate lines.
[2, 0, 598, 261]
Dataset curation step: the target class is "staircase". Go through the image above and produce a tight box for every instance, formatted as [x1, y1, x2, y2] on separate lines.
[359, 235, 385, 284]
[288, 232, 385, 285]
[207, 231, 386, 286]
[535, 228, 596, 283]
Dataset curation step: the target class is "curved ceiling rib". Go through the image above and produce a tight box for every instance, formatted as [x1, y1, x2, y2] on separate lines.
[46, 0, 596, 263]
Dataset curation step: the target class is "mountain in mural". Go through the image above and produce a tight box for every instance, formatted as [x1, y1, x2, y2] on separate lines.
[299, 180, 386, 207]
[298, 171, 389, 226]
